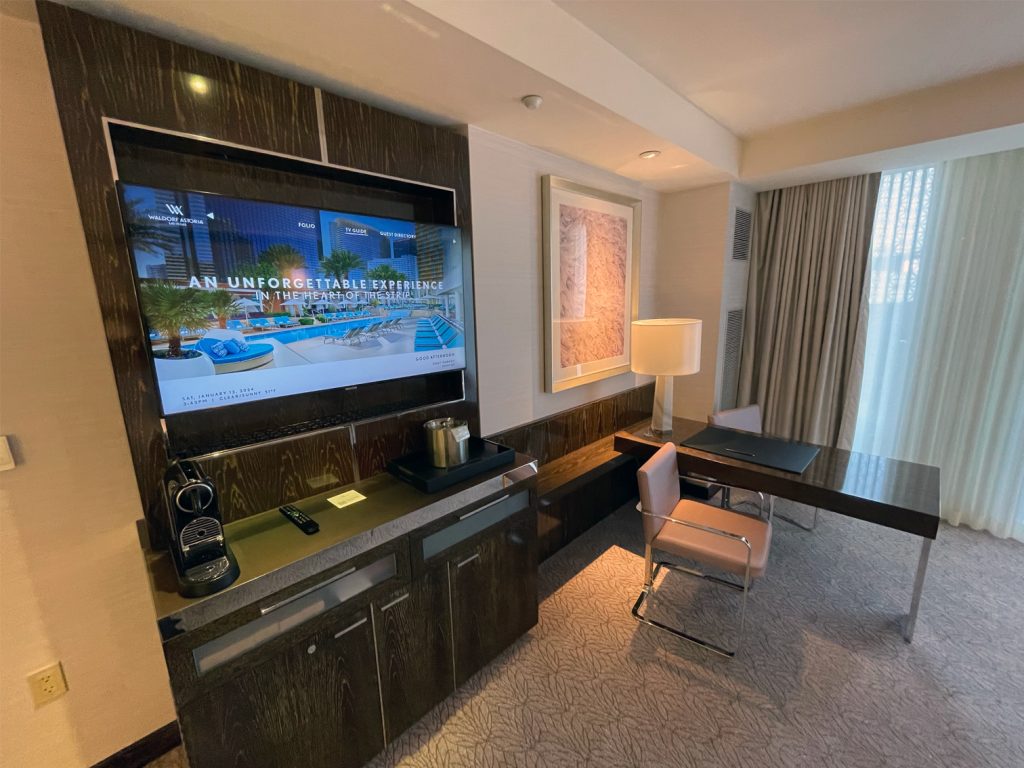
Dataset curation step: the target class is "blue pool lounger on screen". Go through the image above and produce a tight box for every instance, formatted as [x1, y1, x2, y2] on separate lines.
[414, 315, 463, 352]
[193, 336, 275, 373]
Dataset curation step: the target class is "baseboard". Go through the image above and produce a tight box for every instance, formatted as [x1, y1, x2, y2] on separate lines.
[91, 722, 180, 768]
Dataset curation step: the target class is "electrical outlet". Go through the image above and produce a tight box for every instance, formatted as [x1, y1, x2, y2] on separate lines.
[27, 662, 67, 707]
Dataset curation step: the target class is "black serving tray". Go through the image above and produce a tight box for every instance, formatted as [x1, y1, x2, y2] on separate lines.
[387, 438, 516, 493]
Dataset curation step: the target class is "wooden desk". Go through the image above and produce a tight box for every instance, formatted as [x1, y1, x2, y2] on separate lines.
[614, 418, 940, 642]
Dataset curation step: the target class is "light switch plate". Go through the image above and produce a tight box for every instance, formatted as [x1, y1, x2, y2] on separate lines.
[0, 436, 14, 472]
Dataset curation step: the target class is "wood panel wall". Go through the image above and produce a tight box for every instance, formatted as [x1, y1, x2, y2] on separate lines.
[487, 384, 654, 465]
[35, 1, 478, 545]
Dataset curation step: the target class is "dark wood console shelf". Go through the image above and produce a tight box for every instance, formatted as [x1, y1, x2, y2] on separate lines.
[534, 437, 640, 561]
[143, 454, 538, 768]
[488, 385, 654, 562]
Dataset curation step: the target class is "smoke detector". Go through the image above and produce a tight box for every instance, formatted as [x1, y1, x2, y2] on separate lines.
[521, 94, 543, 110]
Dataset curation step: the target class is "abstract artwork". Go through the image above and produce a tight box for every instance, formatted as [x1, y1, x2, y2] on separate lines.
[543, 176, 640, 392]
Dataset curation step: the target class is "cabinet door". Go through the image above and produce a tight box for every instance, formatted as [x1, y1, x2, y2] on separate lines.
[179, 605, 384, 768]
[537, 496, 566, 563]
[373, 566, 454, 741]
[449, 508, 538, 686]
[564, 461, 638, 543]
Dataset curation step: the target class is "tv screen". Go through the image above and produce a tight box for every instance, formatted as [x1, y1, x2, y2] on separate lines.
[118, 183, 466, 417]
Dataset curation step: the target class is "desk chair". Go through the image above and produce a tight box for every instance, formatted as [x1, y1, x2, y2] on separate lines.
[709, 404, 818, 531]
[632, 442, 773, 657]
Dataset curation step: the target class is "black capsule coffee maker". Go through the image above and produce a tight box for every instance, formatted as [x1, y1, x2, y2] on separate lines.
[164, 459, 240, 598]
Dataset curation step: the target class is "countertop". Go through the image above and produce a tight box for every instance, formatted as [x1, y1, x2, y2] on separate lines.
[143, 452, 538, 635]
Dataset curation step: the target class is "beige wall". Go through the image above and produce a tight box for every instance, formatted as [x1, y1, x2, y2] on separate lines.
[469, 126, 660, 435]
[655, 183, 733, 420]
[0, 4, 176, 766]
[742, 65, 1024, 190]
[0, 9, 738, 765]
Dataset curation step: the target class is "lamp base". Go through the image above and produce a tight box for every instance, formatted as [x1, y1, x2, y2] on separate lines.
[649, 374, 674, 436]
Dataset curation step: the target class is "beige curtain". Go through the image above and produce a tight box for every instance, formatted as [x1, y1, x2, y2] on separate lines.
[737, 174, 880, 447]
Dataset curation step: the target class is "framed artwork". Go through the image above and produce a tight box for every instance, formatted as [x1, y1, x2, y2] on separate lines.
[542, 175, 641, 393]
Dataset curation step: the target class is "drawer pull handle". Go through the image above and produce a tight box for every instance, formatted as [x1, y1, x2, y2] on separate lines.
[379, 592, 410, 612]
[503, 462, 538, 488]
[307, 644, 317, 654]
[260, 566, 356, 616]
[456, 553, 480, 569]
[458, 494, 509, 521]
[333, 617, 368, 639]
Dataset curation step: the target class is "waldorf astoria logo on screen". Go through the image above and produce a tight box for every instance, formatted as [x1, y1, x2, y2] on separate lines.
[118, 183, 466, 415]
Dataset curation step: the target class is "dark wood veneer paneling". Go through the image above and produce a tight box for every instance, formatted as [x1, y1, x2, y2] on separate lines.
[200, 428, 357, 526]
[352, 400, 475, 480]
[488, 384, 654, 465]
[488, 386, 652, 562]
[321, 95, 471, 227]
[448, 506, 538, 686]
[178, 603, 385, 768]
[36, 1, 479, 545]
[38, 3, 321, 160]
[35, 0, 321, 546]
[373, 569, 454, 740]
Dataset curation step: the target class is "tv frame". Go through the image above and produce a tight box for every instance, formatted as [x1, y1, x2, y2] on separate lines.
[114, 177, 469, 458]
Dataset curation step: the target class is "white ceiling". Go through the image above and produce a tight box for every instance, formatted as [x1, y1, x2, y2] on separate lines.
[63, 0, 1024, 191]
[68, 0, 730, 189]
[557, 0, 1024, 137]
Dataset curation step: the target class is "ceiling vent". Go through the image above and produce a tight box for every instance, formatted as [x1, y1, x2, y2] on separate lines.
[732, 208, 751, 261]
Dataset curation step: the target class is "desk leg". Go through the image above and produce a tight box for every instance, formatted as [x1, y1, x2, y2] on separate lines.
[902, 538, 932, 643]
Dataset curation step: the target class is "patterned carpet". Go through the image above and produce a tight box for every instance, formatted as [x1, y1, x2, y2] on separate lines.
[153, 495, 1024, 768]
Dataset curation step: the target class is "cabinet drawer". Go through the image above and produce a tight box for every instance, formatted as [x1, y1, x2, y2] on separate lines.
[180, 601, 385, 768]
[420, 490, 529, 562]
[193, 552, 398, 676]
[165, 538, 409, 706]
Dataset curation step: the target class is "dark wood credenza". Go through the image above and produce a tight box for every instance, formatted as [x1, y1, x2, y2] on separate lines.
[144, 455, 539, 768]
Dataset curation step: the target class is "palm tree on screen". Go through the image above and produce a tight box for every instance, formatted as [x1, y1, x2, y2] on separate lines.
[255, 244, 306, 313]
[366, 264, 408, 285]
[206, 290, 241, 329]
[258, 244, 306, 273]
[322, 249, 365, 282]
[139, 283, 210, 357]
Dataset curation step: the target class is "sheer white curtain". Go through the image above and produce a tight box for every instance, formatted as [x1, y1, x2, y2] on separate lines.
[853, 149, 1024, 540]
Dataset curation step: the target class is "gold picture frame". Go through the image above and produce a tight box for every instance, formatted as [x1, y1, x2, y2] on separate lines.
[542, 175, 641, 393]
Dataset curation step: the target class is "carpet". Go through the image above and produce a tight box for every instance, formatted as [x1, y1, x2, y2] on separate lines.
[154, 494, 1024, 767]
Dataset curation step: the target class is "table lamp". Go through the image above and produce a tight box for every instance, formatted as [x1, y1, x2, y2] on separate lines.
[631, 318, 702, 435]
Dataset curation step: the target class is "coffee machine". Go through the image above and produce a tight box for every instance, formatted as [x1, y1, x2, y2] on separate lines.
[164, 459, 239, 598]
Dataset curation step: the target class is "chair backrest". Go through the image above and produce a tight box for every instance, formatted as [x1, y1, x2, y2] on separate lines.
[636, 442, 680, 544]
[709, 404, 763, 434]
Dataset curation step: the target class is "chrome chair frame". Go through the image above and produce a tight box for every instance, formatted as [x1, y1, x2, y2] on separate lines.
[632, 483, 771, 658]
[718, 485, 818, 531]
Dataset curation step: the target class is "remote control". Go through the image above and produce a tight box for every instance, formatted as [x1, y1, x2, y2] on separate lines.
[279, 504, 319, 535]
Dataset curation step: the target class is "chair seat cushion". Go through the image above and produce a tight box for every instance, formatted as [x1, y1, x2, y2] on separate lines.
[652, 499, 772, 579]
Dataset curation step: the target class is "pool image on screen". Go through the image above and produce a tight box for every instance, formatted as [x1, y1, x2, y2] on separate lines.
[118, 183, 466, 416]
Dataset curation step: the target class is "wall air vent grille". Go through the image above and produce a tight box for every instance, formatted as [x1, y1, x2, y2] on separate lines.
[720, 308, 744, 410]
[732, 208, 752, 261]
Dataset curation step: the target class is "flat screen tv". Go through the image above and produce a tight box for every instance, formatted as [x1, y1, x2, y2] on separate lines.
[117, 182, 467, 454]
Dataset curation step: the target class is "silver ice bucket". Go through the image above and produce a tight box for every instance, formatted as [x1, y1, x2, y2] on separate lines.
[424, 417, 470, 468]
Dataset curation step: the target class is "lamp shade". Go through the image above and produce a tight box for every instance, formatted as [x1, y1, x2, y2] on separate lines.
[631, 318, 702, 376]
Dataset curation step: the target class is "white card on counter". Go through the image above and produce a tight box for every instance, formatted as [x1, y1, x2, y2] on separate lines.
[327, 490, 366, 509]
